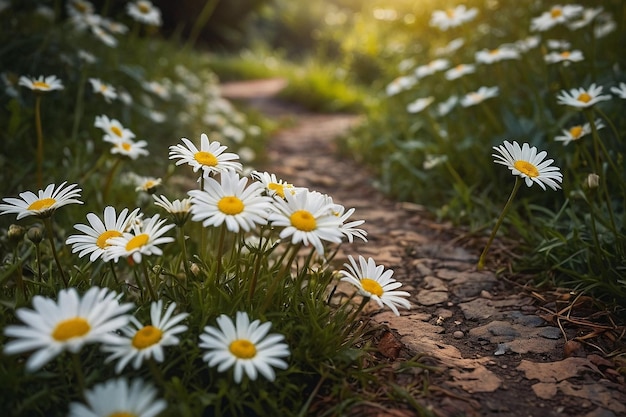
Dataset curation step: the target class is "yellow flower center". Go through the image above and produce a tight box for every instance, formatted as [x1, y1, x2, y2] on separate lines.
[560, 51, 571, 58]
[111, 126, 123, 137]
[455, 64, 465, 71]
[125, 233, 149, 251]
[121, 142, 131, 151]
[569, 125, 583, 139]
[577, 92, 592, 103]
[108, 412, 136, 417]
[550, 7, 562, 18]
[290, 210, 316, 232]
[27, 198, 56, 211]
[194, 151, 218, 167]
[32, 81, 50, 89]
[445, 8, 455, 18]
[514, 160, 539, 178]
[217, 196, 244, 215]
[229, 339, 257, 359]
[97, 230, 122, 249]
[132, 325, 163, 349]
[52, 317, 91, 341]
[361, 278, 384, 297]
[489, 48, 500, 55]
[138, 2, 151, 13]
[268, 182, 285, 198]
[100, 84, 108, 92]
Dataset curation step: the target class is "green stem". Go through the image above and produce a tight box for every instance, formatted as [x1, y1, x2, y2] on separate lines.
[70, 70, 87, 142]
[184, 0, 220, 51]
[142, 261, 157, 302]
[248, 229, 265, 303]
[178, 226, 191, 291]
[103, 158, 123, 202]
[35, 242, 42, 282]
[477, 177, 521, 271]
[34, 95, 44, 189]
[261, 243, 301, 312]
[72, 353, 86, 396]
[43, 217, 68, 287]
[215, 223, 227, 282]
[13, 246, 26, 301]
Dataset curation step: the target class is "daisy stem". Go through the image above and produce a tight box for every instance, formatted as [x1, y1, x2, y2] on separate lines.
[34, 94, 44, 189]
[71, 353, 86, 396]
[12, 246, 26, 302]
[148, 358, 167, 388]
[261, 243, 301, 313]
[43, 217, 68, 287]
[178, 226, 191, 290]
[477, 177, 521, 271]
[34, 241, 42, 282]
[215, 223, 227, 282]
[70, 70, 87, 142]
[141, 262, 158, 302]
[108, 260, 119, 288]
[103, 158, 123, 203]
[248, 229, 265, 303]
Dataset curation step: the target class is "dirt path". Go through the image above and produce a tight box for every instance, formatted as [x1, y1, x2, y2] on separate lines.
[220, 79, 626, 417]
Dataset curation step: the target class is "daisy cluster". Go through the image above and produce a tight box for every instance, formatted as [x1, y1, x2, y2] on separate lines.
[0, 129, 412, 415]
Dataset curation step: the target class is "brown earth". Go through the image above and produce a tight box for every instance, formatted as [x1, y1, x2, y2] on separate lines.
[220, 79, 626, 417]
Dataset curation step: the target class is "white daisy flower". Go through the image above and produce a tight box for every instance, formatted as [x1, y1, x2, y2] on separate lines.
[555, 119, 605, 146]
[430, 5, 478, 31]
[134, 176, 162, 193]
[556, 83, 612, 108]
[102, 300, 188, 373]
[18, 75, 64, 92]
[610, 82, 626, 99]
[406, 96, 434, 114]
[460, 86, 499, 107]
[385, 75, 417, 96]
[90, 24, 118, 47]
[188, 170, 273, 233]
[66, 0, 94, 18]
[475, 46, 520, 64]
[199, 311, 290, 383]
[94, 115, 135, 141]
[0, 182, 82, 220]
[437, 95, 458, 116]
[152, 194, 192, 226]
[567, 6, 604, 30]
[331, 203, 367, 243]
[251, 171, 298, 200]
[340, 255, 411, 316]
[492, 140, 563, 190]
[414, 58, 450, 79]
[594, 13, 616, 38]
[515, 35, 541, 52]
[3, 287, 133, 371]
[68, 378, 167, 417]
[142, 80, 170, 100]
[107, 137, 150, 160]
[89, 78, 117, 102]
[444, 64, 476, 80]
[169, 134, 242, 177]
[268, 189, 344, 256]
[434, 38, 465, 56]
[544, 50, 584, 65]
[103, 214, 175, 264]
[127, 0, 162, 26]
[66, 206, 141, 262]
[531, 4, 584, 32]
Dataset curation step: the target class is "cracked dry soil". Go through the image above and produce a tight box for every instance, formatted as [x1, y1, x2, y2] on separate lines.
[220, 79, 626, 417]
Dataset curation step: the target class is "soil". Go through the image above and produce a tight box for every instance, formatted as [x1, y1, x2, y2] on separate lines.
[219, 78, 626, 417]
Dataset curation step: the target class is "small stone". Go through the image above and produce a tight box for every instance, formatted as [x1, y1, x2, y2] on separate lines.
[494, 343, 508, 355]
[538, 327, 562, 340]
[488, 323, 520, 337]
[480, 290, 493, 299]
[453, 330, 464, 339]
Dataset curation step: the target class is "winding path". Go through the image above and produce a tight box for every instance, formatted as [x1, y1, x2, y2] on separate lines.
[220, 79, 626, 417]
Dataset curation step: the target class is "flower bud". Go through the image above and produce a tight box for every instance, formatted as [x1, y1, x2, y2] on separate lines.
[26, 226, 44, 244]
[585, 173, 600, 189]
[8, 224, 25, 243]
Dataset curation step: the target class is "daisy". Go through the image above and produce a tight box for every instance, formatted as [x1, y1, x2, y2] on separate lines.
[567, 6, 604, 30]
[199, 311, 290, 383]
[3, 286, 133, 371]
[0, 182, 82, 220]
[554, 119, 605, 146]
[102, 300, 188, 373]
[142, 80, 170, 100]
[134, 176, 162, 193]
[66, 206, 141, 262]
[531, 5, 584, 32]
[89, 78, 117, 102]
[251, 171, 298, 200]
[434, 38, 465, 56]
[414, 58, 450, 79]
[492, 140, 563, 190]
[268, 189, 344, 255]
[127, 0, 162, 26]
[385, 75, 417, 96]
[68, 378, 167, 417]
[94, 115, 135, 141]
[169, 134, 242, 177]
[610, 82, 626, 99]
[515, 35, 541, 52]
[544, 50, 584, 65]
[460, 86, 499, 107]
[406, 96, 434, 114]
[90, 24, 118, 47]
[188, 170, 273, 233]
[331, 203, 367, 243]
[18, 75, 64, 92]
[66, 0, 94, 18]
[153, 195, 191, 226]
[475, 46, 520, 64]
[108, 137, 150, 160]
[444, 64, 475, 80]
[430, 5, 478, 31]
[437, 95, 458, 116]
[340, 255, 410, 316]
[556, 83, 612, 108]
[594, 13, 616, 39]
[103, 214, 175, 264]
